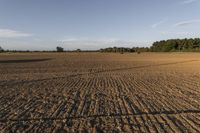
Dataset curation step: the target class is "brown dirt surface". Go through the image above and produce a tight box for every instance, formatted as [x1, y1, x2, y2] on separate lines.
[0, 52, 200, 132]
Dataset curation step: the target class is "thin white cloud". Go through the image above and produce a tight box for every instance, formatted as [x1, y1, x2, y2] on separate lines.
[58, 37, 149, 50]
[161, 31, 190, 35]
[60, 37, 119, 43]
[181, 0, 199, 4]
[151, 19, 167, 28]
[0, 29, 32, 38]
[174, 19, 200, 27]
[61, 37, 89, 42]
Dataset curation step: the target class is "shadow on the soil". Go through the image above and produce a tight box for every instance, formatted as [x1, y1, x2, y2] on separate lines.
[76, 60, 199, 75]
[0, 58, 52, 64]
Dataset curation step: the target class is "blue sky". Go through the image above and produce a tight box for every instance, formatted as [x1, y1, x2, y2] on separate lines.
[0, 0, 200, 50]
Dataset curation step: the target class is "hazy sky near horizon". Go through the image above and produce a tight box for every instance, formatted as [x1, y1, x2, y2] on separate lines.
[0, 0, 200, 50]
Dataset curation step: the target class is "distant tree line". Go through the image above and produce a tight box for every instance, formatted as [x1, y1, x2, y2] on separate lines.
[0, 46, 96, 53]
[100, 38, 200, 53]
[1, 38, 200, 53]
[150, 38, 200, 52]
[99, 47, 150, 53]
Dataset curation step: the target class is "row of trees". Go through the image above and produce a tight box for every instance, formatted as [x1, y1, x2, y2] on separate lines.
[150, 38, 200, 52]
[99, 47, 149, 53]
[0, 46, 65, 53]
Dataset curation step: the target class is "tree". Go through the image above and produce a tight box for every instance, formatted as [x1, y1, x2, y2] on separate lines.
[56, 46, 64, 52]
[0, 46, 4, 52]
[76, 49, 81, 52]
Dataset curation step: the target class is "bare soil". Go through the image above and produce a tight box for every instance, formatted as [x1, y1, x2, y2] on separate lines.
[0, 52, 200, 132]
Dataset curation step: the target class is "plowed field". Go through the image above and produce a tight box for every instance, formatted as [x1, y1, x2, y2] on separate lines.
[0, 52, 200, 132]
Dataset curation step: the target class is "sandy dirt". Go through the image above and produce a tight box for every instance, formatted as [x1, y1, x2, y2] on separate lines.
[0, 52, 200, 132]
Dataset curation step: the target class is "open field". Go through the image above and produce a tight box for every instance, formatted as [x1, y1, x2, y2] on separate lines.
[0, 52, 200, 132]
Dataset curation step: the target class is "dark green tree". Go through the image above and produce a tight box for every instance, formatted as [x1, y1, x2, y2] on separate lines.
[0, 46, 4, 52]
[76, 49, 81, 52]
[150, 38, 200, 52]
[56, 46, 64, 52]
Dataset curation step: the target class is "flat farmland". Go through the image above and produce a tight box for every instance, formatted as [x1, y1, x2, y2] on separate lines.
[0, 52, 200, 132]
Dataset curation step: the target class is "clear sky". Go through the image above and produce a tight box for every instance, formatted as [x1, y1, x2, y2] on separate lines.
[0, 0, 200, 50]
